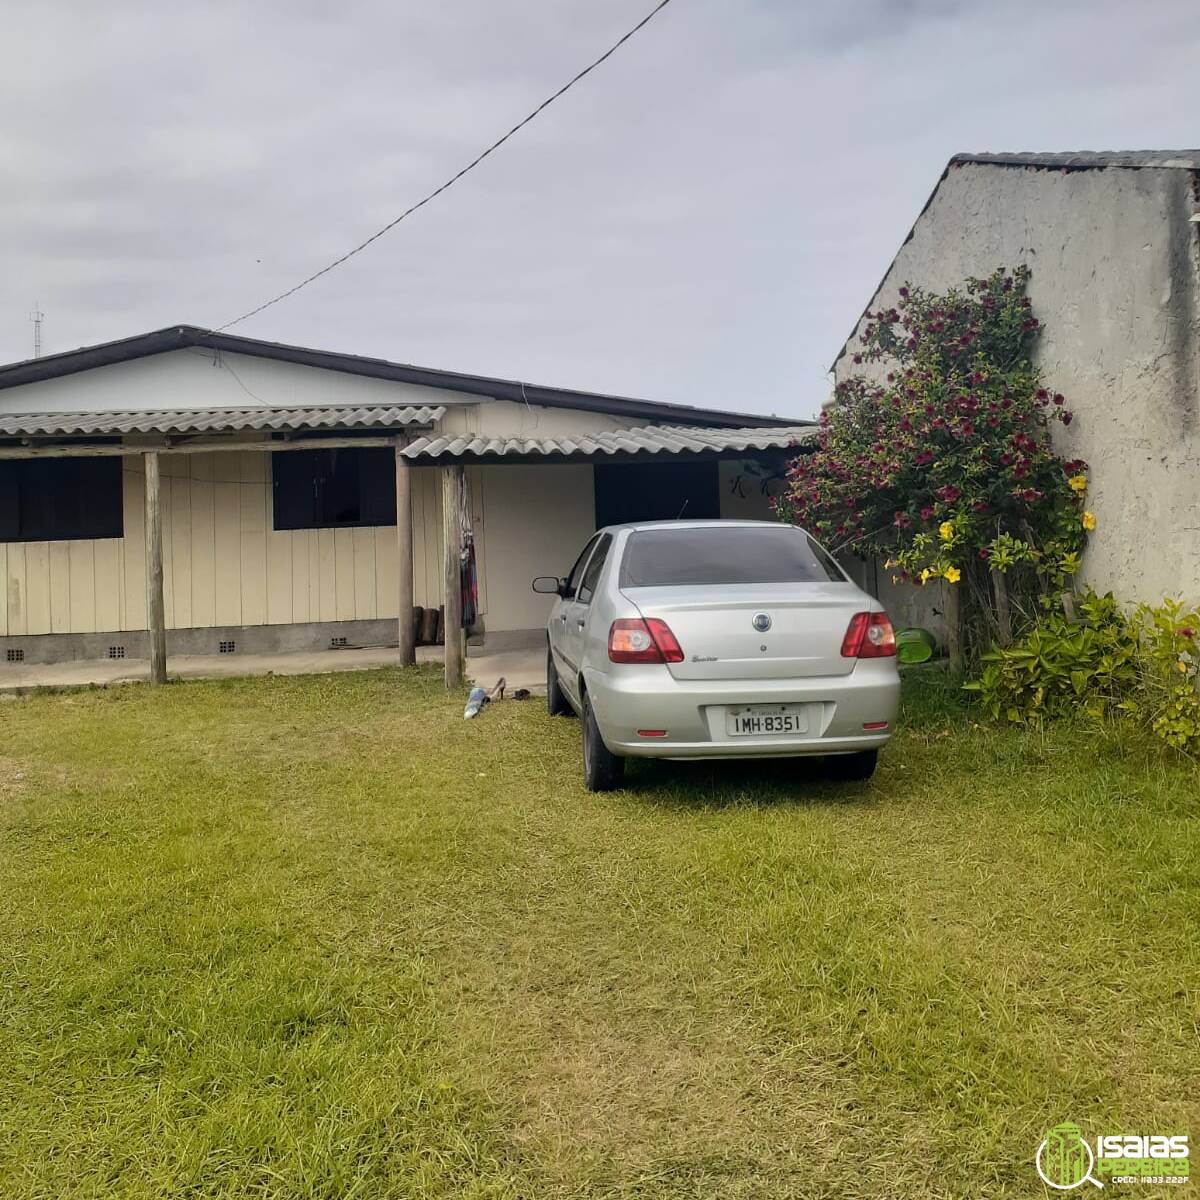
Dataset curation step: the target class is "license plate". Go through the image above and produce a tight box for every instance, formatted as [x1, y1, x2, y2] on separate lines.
[726, 704, 808, 736]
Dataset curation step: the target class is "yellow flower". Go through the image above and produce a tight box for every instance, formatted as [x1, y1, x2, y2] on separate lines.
[938, 520, 955, 542]
[1081, 511, 1096, 531]
[1068, 473, 1087, 493]
[919, 568, 932, 586]
[1177, 660, 1189, 674]
[944, 566, 962, 584]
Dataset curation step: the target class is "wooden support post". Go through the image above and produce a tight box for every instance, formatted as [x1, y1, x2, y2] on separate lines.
[143, 451, 168, 685]
[944, 578, 963, 675]
[395, 441, 415, 666]
[991, 567, 1013, 647]
[441, 463, 466, 689]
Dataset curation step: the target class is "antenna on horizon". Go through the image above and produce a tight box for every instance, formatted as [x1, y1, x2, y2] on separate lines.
[29, 304, 44, 358]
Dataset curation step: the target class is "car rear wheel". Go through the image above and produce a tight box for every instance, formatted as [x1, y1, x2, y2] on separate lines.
[546, 646, 572, 717]
[825, 749, 878, 782]
[582, 693, 624, 792]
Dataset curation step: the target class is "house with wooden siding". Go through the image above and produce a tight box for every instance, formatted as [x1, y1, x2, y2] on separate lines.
[0, 325, 811, 678]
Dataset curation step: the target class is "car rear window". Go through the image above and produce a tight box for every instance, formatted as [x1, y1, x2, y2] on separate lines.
[619, 526, 846, 587]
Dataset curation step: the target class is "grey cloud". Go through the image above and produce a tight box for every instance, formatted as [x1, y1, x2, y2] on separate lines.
[1, 0, 1198, 415]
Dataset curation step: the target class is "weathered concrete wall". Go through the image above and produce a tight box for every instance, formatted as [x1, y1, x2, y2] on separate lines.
[834, 160, 1200, 610]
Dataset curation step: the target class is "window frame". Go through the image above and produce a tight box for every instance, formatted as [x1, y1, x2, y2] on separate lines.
[563, 534, 601, 599]
[575, 533, 613, 605]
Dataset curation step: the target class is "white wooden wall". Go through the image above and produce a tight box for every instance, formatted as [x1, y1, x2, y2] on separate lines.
[0, 451, 485, 636]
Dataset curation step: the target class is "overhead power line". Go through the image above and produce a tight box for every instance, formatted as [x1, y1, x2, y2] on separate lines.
[215, 0, 676, 332]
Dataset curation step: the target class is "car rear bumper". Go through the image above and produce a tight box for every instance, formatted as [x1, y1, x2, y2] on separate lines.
[583, 659, 900, 759]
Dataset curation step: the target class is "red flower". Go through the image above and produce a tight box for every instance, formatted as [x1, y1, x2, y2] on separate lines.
[1179, 627, 1196, 640]
[937, 485, 961, 503]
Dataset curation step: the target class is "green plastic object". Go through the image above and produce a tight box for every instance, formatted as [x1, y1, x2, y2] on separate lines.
[895, 626, 936, 664]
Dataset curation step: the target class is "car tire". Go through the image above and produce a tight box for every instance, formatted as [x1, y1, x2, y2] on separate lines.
[582, 692, 625, 792]
[826, 749, 878, 782]
[546, 646, 572, 717]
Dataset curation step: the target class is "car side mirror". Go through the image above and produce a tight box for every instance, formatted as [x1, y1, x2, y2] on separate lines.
[532, 576, 566, 596]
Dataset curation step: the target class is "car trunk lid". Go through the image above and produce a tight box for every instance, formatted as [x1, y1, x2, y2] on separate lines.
[624, 583, 864, 680]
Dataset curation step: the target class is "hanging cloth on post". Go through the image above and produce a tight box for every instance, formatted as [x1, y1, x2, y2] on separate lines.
[458, 470, 479, 632]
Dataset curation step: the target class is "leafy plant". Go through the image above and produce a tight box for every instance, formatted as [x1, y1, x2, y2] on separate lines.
[1117, 597, 1200, 752]
[964, 591, 1136, 722]
[966, 592, 1200, 754]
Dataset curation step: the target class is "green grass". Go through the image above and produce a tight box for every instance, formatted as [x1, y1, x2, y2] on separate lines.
[0, 667, 1197, 1198]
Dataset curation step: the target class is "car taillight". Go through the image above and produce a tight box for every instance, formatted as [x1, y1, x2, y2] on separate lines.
[608, 617, 684, 664]
[840, 611, 896, 658]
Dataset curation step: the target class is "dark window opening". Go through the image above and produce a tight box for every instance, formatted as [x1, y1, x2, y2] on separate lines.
[272, 448, 396, 531]
[0, 456, 123, 543]
[593, 460, 720, 527]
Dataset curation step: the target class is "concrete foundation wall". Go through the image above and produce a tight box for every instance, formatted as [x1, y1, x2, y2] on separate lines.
[835, 160, 1200, 609]
[0, 618, 405, 665]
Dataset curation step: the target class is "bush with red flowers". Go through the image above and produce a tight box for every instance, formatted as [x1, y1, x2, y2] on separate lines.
[776, 266, 1091, 661]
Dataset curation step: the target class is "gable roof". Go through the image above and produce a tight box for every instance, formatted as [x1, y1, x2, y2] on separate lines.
[831, 149, 1200, 372]
[0, 324, 789, 430]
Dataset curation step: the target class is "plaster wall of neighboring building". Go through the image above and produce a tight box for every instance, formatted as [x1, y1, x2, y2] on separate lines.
[834, 161, 1200, 619]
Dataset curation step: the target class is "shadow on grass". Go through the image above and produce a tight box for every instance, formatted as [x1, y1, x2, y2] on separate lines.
[616, 753, 879, 810]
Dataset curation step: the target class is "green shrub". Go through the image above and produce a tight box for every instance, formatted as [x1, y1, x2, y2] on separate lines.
[964, 591, 1136, 722]
[965, 592, 1200, 754]
[1118, 597, 1200, 751]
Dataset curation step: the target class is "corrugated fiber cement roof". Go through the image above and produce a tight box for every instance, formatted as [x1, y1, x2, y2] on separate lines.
[401, 423, 817, 461]
[0, 405, 446, 438]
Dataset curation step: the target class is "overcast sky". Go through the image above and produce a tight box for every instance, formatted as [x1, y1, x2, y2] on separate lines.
[1, 0, 1198, 418]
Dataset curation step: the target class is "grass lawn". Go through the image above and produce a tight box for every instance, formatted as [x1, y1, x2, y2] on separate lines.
[1, 667, 1197, 1198]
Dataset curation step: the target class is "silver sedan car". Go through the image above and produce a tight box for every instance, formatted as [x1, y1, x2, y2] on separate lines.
[532, 519, 900, 791]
